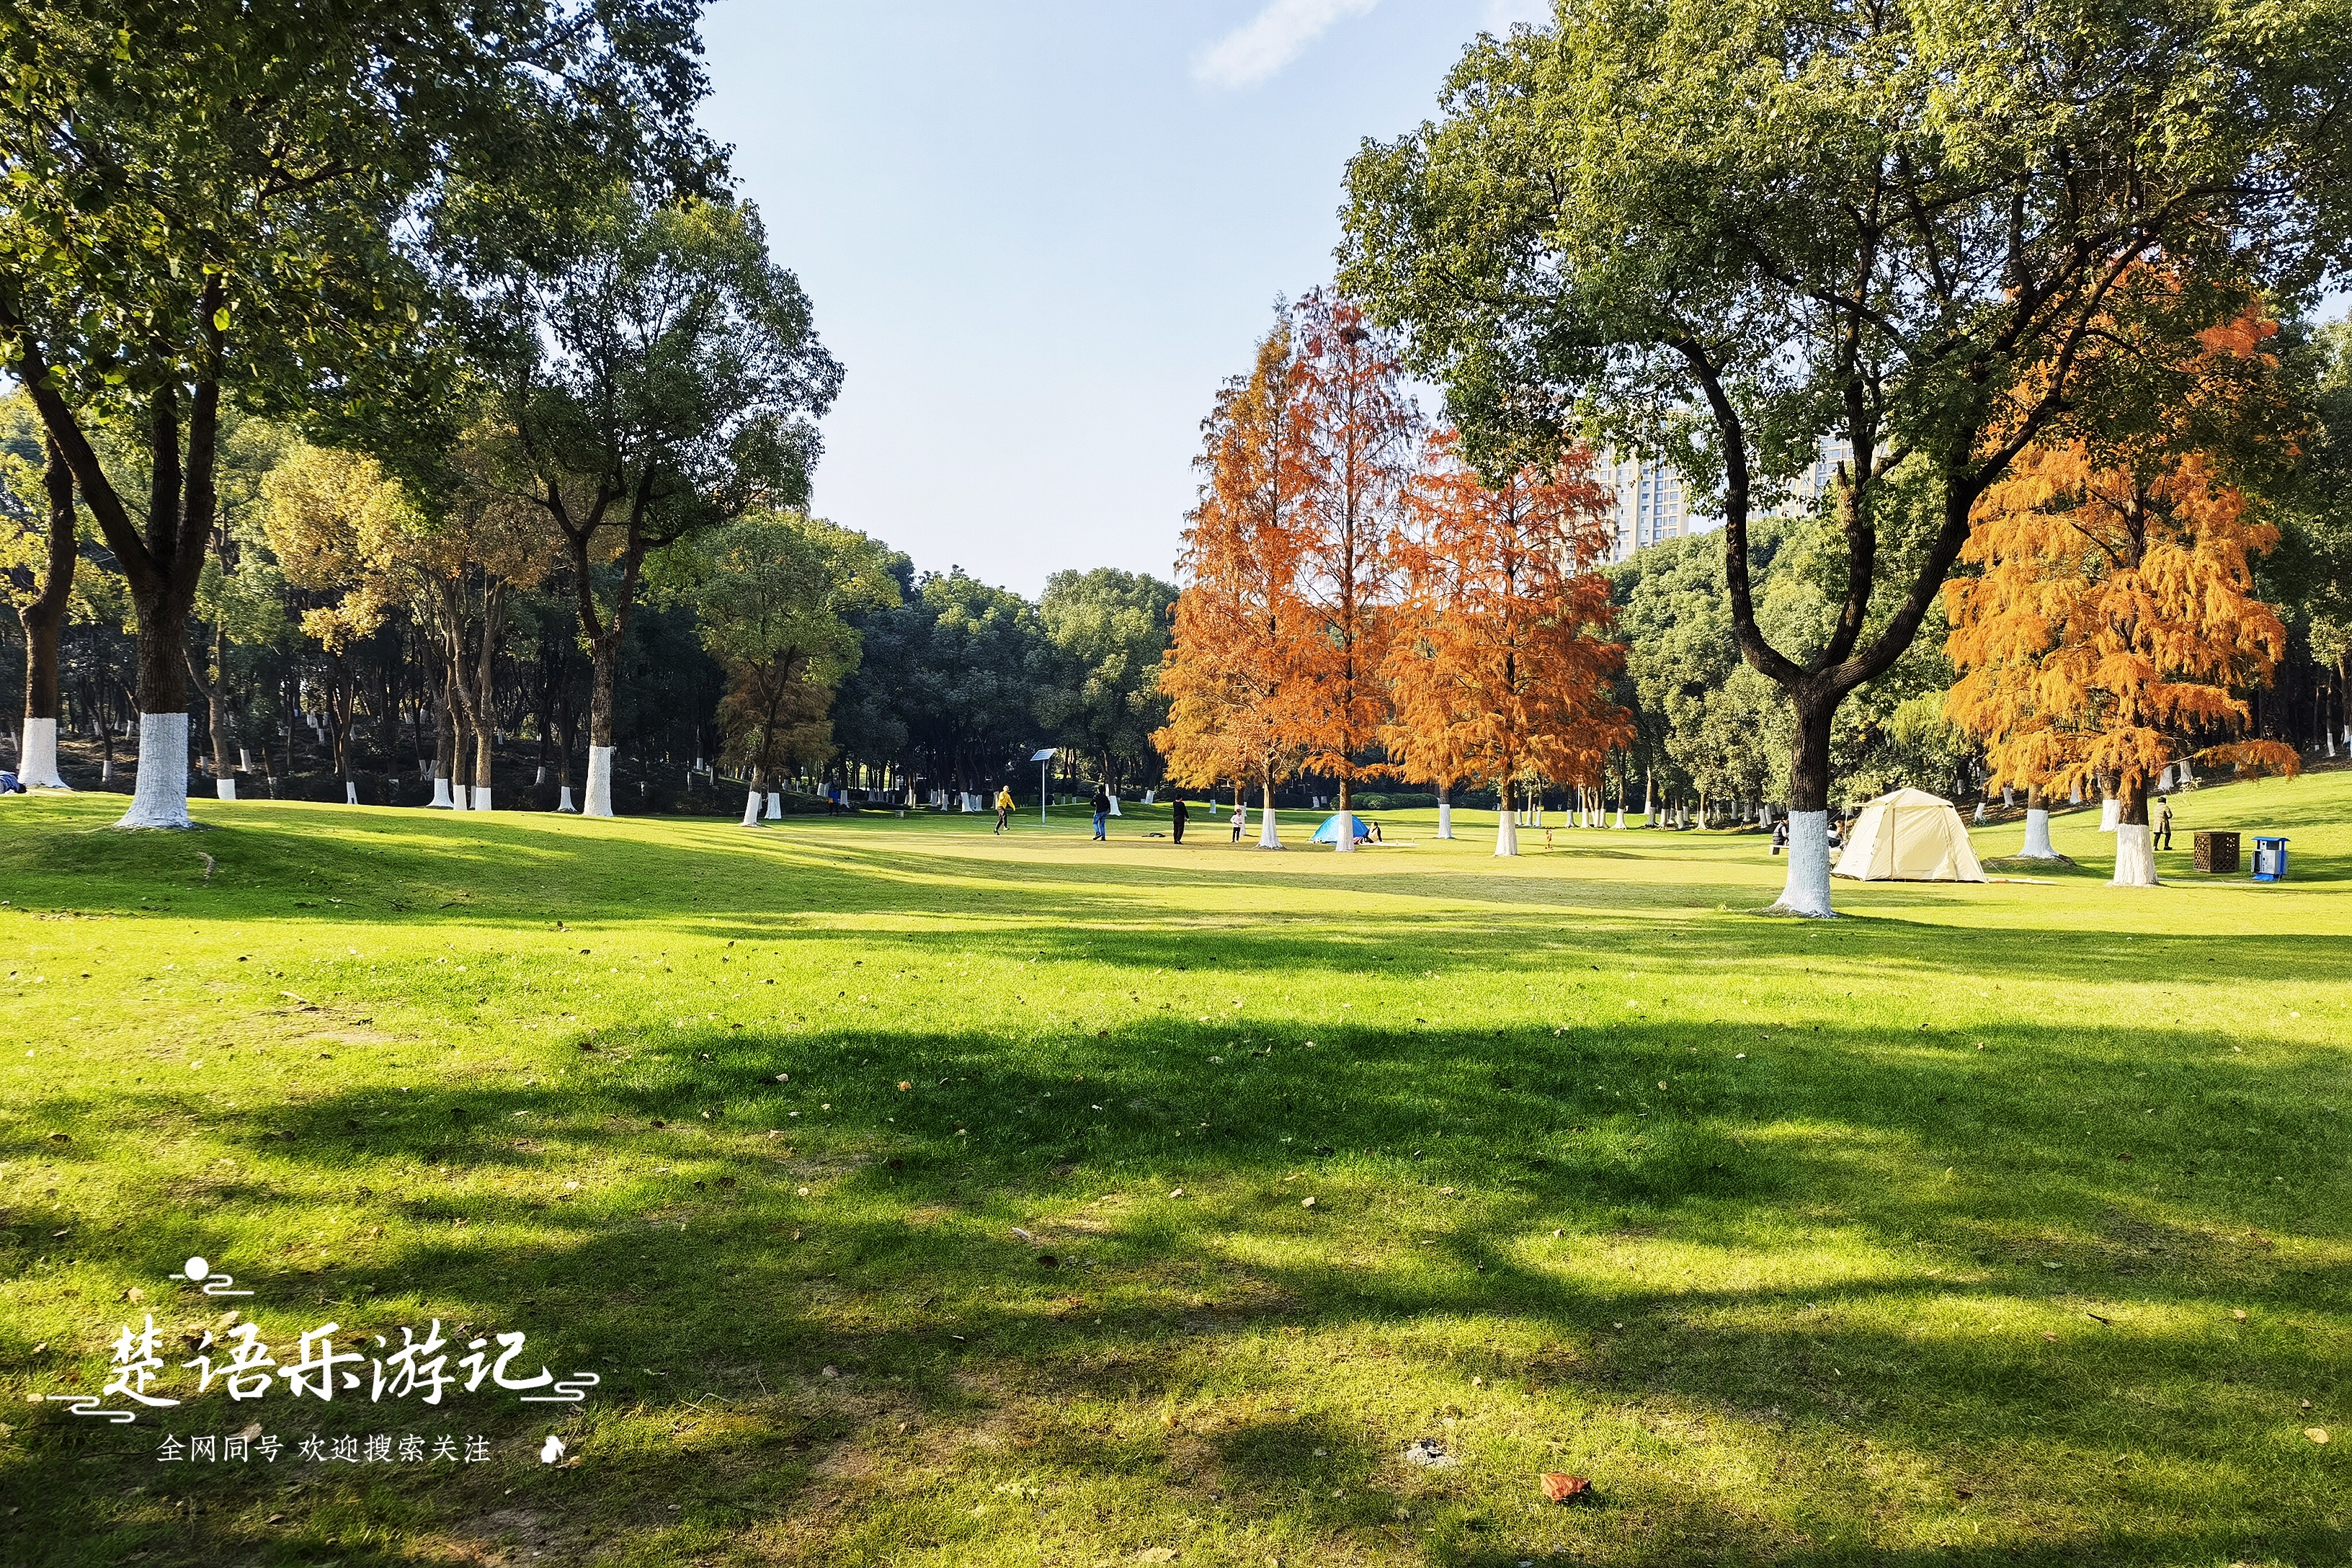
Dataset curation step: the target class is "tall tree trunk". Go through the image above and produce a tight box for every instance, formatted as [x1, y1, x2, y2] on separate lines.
[556, 682, 576, 787]
[20, 324, 220, 827]
[1333, 775, 1353, 852]
[1771, 687, 1837, 916]
[1494, 775, 1518, 857]
[1256, 763, 1283, 848]
[1435, 778, 1453, 839]
[2111, 771, 2157, 886]
[183, 629, 233, 800]
[467, 584, 504, 810]
[583, 628, 620, 817]
[432, 661, 458, 808]
[16, 436, 76, 788]
[2018, 781, 2061, 860]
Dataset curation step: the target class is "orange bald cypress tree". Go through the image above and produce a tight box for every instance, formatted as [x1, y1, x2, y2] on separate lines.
[1155, 320, 1311, 844]
[1946, 302, 2300, 886]
[1384, 432, 1631, 855]
[1281, 291, 1420, 847]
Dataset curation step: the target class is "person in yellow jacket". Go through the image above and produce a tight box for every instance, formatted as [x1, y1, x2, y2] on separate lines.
[994, 785, 1015, 834]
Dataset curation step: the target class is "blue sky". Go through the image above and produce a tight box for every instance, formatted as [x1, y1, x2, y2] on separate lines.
[700, 1, 1546, 597]
[701, 4, 2349, 600]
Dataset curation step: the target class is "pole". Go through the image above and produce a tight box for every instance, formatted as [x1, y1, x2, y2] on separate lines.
[1041, 757, 1050, 825]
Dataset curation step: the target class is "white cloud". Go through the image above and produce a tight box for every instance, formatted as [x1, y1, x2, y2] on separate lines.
[1193, 0, 1380, 91]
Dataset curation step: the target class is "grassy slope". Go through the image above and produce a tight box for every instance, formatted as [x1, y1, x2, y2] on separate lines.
[0, 775, 2345, 1567]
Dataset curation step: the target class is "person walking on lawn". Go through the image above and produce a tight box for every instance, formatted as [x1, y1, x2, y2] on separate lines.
[1090, 784, 1110, 841]
[1230, 803, 1246, 842]
[2154, 790, 2174, 851]
[994, 784, 1015, 834]
[1172, 793, 1188, 845]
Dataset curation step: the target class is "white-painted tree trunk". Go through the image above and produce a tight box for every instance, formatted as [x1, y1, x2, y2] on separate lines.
[1771, 810, 1834, 916]
[471, 785, 491, 811]
[2019, 808, 2059, 859]
[765, 791, 781, 819]
[583, 746, 616, 818]
[101, 758, 112, 782]
[2098, 798, 2120, 832]
[1144, 789, 1156, 804]
[1613, 809, 1626, 829]
[239, 747, 252, 773]
[429, 776, 454, 809]
[1494, 811, 1519, 857]
[18, 716, 68, 788]
[535, 765, 548, 785]
[1437, 801, 1453, 839]
[556, 785, 576, 813]
[117, 713, 192, 829]
[2111, 821, 2159, 886]
[741, 788, 762, 826]
[2002, 786, 2014, 807]
[1972, 801, 1985, 822]
[2068, 784, 2082, 805]
[1108, 794, 1121, 816]
[216, 778, 237, 801]
[1257, 797, 1282, 849]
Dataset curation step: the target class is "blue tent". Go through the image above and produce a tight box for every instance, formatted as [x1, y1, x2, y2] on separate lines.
[1311, 811, 1368, 845]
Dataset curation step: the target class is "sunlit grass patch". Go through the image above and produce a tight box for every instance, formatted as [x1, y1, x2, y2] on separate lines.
[0, 772, 2347, 1564]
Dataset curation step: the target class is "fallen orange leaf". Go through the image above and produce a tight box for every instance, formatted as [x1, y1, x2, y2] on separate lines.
[1540, 1473, 1591, 1502]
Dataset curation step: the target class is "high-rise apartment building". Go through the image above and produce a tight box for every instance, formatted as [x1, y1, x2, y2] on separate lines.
[1772, 437, 1856, 517]
[1596, 449, 1715, 563]
[1597, 437, 1856, 562]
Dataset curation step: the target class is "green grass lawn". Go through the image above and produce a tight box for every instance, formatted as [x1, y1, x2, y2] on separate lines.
[1, 772, 2346, 1567]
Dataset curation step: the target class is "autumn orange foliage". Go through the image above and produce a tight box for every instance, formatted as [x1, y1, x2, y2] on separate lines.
[1383, 432, 1631, 818]
[1945, 302, 2299, 831]
[1278, 291, 1421, 818]
[1156, 321, 1310, 820]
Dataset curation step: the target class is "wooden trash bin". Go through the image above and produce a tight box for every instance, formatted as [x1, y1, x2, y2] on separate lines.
[2193, 829, 2240, 873]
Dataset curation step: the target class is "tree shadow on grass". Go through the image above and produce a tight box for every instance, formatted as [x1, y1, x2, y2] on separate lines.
[6, 1003, 2347, 1567]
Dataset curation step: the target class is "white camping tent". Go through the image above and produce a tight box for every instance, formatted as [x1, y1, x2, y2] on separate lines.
[1831, 788, 1987, 882]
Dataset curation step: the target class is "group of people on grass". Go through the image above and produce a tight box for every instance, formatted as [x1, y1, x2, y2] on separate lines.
[982, 782, 1382, 847]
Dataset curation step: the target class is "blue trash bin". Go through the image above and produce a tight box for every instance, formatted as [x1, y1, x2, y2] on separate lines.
[2252, 837, 2290, 882]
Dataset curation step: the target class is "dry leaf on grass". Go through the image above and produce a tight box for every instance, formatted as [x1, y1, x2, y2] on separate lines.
[2308, 1428, 2331, 1445]
[1540, 1472, 1592, 1502]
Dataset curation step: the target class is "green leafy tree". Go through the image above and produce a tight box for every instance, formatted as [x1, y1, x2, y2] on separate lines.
[2272, 320, 2352, 736]
[472, 189, 843, 818]
[1037, 567, 1178, 793]
[1, 393, 77, 785]
[0, 0, 716, 824]
[834, 568, 1054, 796]
[1342, 0, 2352, 912]
[678, 511, 899, 821]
